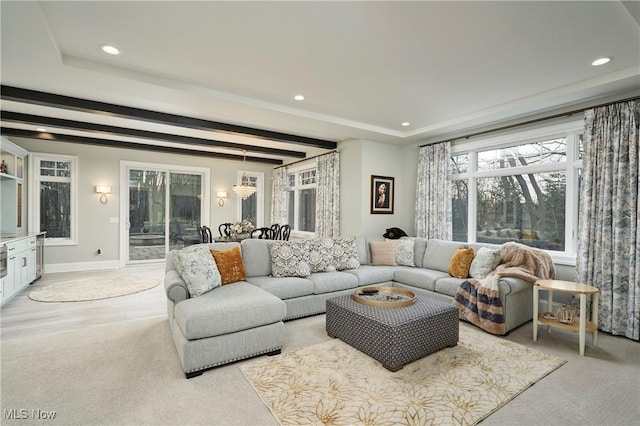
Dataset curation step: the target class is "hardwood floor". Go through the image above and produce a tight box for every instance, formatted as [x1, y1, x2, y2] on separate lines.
[0, 264, 167, 341]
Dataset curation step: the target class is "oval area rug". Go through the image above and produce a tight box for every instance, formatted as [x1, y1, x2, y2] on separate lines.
[29, 275, 161, 302]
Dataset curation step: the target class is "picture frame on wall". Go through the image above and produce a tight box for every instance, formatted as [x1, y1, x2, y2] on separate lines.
[370, 175, 394, 214]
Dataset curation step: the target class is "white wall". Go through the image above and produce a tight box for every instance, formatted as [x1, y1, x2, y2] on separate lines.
[9, 137, 273, 269]
[338, 139, 413, 238]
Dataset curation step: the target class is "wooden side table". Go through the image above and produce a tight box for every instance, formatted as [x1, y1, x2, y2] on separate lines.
[533, 279, 599, 356]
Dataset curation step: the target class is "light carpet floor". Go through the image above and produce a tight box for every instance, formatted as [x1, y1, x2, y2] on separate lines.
[28, 275, 160, 302]
[2, 313, 639, 425]
[240, 326, 566, 426]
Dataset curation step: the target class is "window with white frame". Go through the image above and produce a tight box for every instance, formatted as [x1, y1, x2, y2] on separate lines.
[450, 121, 582, 262]
[30, 153, 78, 245]
[287, 167, 316, 234]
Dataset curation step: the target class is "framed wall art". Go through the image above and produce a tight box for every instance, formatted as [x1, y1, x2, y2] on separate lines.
[370, 175, 394, 214]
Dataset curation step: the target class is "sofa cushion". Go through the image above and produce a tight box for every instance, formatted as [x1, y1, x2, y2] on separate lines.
[423, 239, 465, 272]
[308, 239, 337, 273]
[469, 246, 501, 279]
[307, 271, 358, 294]
[447, 247, 475, 279]
[411, 237, 428, 268]
[246, 276, 314, 300]
[345, 265, 395, 286]
[333, 237, 360, 270]
[270, 240, 311, 277]
[171, 245, 222, 297]
[435, 276, 466, 297]
[395, 238, 415, 267]
[355, 236, 371, 265]
[370, 241, 397, 266]
[241, 239, 272, 277]
[211, 246, 247, 285]
[392, 267, 449, 291]
[174, 282, 285, 340]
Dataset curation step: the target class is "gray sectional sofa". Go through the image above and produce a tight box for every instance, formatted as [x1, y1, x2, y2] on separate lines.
[164, 236, 534, 378]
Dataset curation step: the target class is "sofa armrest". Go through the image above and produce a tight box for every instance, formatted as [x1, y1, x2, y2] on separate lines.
[164, 269, 189, 304]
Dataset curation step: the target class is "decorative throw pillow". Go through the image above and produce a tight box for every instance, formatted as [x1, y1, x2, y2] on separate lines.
[469, 247, 501, 279]
[270, 240, 311, 277]
[172, 245, 222, 297]
[210, 246, 247, 285]
[447, 247, 475, 279]
[308, 239, 336, 273]
[332, 237, 360, 270]
[370, 241, 398, 266]
[394, 238, 415, 267]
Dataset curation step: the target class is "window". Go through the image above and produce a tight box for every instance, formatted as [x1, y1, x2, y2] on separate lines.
[287, 167, 316, 234]
[450, 121, 582, 263]
[30, 153, 78, 245]
[238, 171, 264, 227]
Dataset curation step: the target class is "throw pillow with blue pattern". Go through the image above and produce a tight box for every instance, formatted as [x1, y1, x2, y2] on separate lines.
[270, 240, 311, 277]
[172, 244, 222, 297]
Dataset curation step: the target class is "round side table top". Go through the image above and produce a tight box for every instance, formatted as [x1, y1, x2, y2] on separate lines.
[534, 279, 599, 294]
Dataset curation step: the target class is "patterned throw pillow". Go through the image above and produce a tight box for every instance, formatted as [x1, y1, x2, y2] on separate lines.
[211, 246, 247, 285]
[172, 244, 222, 297]
[447, 247, 475, 279]
[333, 237, 360, 271]
[308, 239, 337, 273]
[469, 247, 501, 279]
[395, 238, 415, 267]
[370, 241, 397, 266]
[270, 240, 311, 277]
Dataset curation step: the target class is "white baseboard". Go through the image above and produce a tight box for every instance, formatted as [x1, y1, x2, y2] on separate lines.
[44, 260, 121, 274]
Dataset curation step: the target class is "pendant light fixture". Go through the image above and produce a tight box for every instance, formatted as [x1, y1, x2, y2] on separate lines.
[232, 150, 257, 200]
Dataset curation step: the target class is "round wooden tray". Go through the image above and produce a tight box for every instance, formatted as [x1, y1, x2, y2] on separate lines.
[352, 286, 416, 308]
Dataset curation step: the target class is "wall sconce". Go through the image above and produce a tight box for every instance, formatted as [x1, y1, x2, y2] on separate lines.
[216, 191, 228, 206]
[95, 185, 112, 204]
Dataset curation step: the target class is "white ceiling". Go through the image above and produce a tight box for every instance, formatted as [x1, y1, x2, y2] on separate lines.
[1, 1, 639, 164]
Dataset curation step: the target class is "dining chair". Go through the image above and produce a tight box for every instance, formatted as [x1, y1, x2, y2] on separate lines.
[250, 227, 273, 239]
[200, 225, 213, 243]
[279, 224, 291, 241]
[270, 223, 281, 240]
[218, 223, 232, 237]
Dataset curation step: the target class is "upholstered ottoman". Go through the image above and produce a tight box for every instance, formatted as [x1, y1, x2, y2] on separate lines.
[326, 293, 459, 371]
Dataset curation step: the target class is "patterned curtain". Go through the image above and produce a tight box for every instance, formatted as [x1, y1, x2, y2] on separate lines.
[577, 100, 639, 340]
[315, 152, 340, 238]
[270, 166, 288, 226]
[415, 142, 452, 239]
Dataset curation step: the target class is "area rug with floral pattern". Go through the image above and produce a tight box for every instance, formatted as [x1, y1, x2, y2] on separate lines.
[240, 325, 566, 425]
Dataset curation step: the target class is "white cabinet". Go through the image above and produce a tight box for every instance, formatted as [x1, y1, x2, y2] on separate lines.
[1, 236, 38, 306]
[1, 137, 27, 237]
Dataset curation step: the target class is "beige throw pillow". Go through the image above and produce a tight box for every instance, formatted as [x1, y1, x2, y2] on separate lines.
[370, 241, 398, 266]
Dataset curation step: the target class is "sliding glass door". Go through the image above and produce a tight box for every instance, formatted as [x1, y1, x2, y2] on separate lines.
[125, 164, 207, 263]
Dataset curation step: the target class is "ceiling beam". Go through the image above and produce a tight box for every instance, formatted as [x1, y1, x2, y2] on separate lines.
[0, 128, 283, 165]
[0, 85, 338, 150]
[1, 111, 306, 158]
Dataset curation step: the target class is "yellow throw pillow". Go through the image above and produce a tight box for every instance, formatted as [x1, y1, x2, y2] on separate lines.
[369, 241, 398, 266]
[210, 246, 247, 285]
[448, 247, 475, 279]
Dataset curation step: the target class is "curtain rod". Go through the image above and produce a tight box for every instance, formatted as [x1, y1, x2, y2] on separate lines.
[273, 150, 337, 169]
[420, 95, 640, 147]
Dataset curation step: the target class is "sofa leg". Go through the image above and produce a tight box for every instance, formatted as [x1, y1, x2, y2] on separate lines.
[266, 349, 281, 356]
[185, 370, 204, 379]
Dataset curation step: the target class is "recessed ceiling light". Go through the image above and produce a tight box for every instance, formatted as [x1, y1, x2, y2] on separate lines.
[294, 94, 305, 101]
[591, 57, 612, 66]
[101, 44, 120, 55]
[401, 122, 410, 127]
[35, 127, 47, 132]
